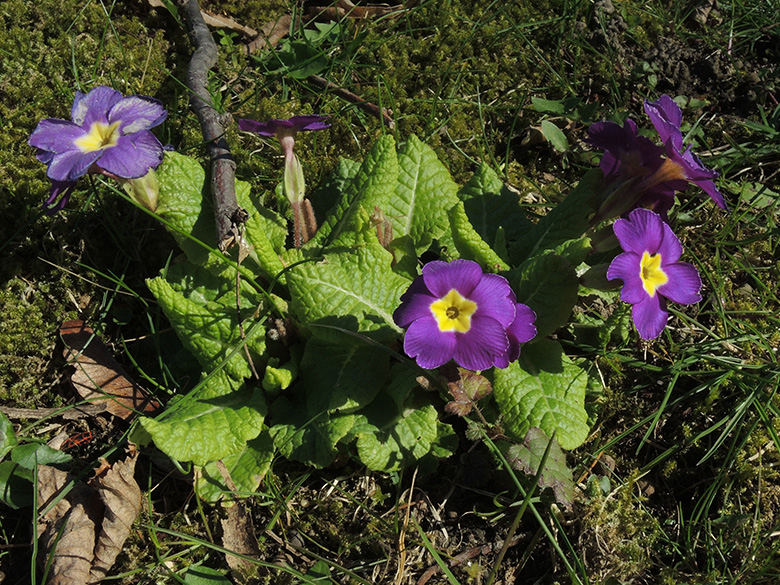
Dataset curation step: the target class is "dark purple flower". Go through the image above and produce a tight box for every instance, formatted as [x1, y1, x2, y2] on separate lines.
[237, 115, 330, 139]
[644, 96, 727, 209]
[606, 208, 702, 340]
[29, 86, 167, 211]
[393, 259, 536, 370]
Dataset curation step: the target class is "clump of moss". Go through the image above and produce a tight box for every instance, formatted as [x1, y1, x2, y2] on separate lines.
[578, 470, 661, 581]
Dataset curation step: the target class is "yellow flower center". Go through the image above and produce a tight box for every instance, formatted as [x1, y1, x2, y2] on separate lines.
[640, 251, 668, 297]
[430, 289, 477, 333]
[74, 121, 121, 153]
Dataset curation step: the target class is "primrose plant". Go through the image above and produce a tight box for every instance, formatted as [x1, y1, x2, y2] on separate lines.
[30, 92, 725, 504]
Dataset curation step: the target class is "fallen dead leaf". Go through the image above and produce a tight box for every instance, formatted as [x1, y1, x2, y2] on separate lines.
[60, 320, 161, 420]
[37, 466, 103, 585]
[90, 448, 142, 583]
[37, 448, 143, 584]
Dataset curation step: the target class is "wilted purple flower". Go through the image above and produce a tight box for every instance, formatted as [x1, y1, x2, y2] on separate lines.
[644, 95, 726, 209]
[588, 118, 686, 219]
[29, 86, 167, 211]
[607, 208, 702, 340]
[393, 259, 536, 371]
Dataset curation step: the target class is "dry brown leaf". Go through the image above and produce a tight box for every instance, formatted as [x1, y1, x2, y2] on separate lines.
[89, 449, 142, 583]
[60, 320, 161, 420]
[37, 466, 103, 585]
[37, 449, 143, 584]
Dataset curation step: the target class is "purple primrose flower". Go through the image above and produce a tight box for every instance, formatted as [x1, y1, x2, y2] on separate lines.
[393, 259, 536, 371]
[29, 86, 167, 211]
[607, 208, 702, 340]
[644, 95, 726, 210]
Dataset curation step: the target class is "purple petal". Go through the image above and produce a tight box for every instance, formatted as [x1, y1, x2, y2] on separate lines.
[658, 262, 702, 304]
[79, 86, 124, 127]
[468, 273, 516, 327]
[452, 315, 509, 371]
[238, 118, 278, 137]
[46, 149, 102, 182]
[607, 252, 646, 304]
[422, 259, 483, 298]
[42, 181, 77, 213]
[509, 304, 537, 345]
[645, 95, 683, 151]
[632, 294, 668, 340]
[613, 208, 665, 255]
[656, 220, 683, 264]
[693, 177, 727, 209]
[393, 278, 436, 329]
[404, 318, 456, 369]
[71, 90, 89, 125]
[109, 96, 167, 133]
[287, 114, 330, 132]
[29, 119, 86, 154]
[96, 132, 164, 178]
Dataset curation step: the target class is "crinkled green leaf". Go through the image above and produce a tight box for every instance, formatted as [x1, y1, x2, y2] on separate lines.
[315, 135, 399, 246]
[301, 335, 390, 413]
[155, 152, 218, 266]
[183, 565, 232, 585]
[195, 431, 274, 503]
[492, 339, 589, 450]
[383, 134, 459, 251]
[504, 427, 575, 507]
[0, 412, 17, 460]
[11, 443, 71, 469]
[448, 201, 509, 272]
[310, 158, 361, 223]
[269, 398, 357, 468]
[287, 239, 408, 340]
[554, 236, 592, 267]
[243, 206, 288, 283]
[262, 360, 297, 393]
[354, 392, 440, 473]
[508, 251, 579, 338]
[511, 169, 602, 262]
[458, 164, 532, 253]
[140, 370, 266, 466]
[147, 270, 266, 381]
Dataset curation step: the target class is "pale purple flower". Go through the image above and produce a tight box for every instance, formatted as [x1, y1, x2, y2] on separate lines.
[644, 95, 727, 209]
[393, 260, 536, 371]
[29, 86, 167, 211]
[607, 208, 702, 340]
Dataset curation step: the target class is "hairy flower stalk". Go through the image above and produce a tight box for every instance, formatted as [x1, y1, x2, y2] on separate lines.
[29, 86, 167, 212]
[606, 208, 702, 340]
[393, 260, 536, 371]
[238, 115, 329, 247]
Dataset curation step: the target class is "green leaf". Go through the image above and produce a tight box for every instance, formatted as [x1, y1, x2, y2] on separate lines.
[287, 240, 409, 340]
[316, 135, 399, 246]
[458, 163, 533, 251]
[140, 370, 266, 466]
[504, 427, 575, 507]
[0, 412, 17, 460]
[383, 135, 459, 251]
[147, 269, 266, 381]
[511, 169, 602, 263]
[195, 431, 274, 503]
[155, 152, 218, 266]
[301, 334, 390, 413]
[448, 201, 509, 272]
[301, 560, 336, 584]
[269, 399, 357, 468]
[183, 564, 232, 585]
[508, 251, 579, 338]
[243, 206, 289, 283]
[11, 443, 71, 469]
[540, 120, 569, 152]
[0, 461, 32, 509]
[492, 339, 589, 450]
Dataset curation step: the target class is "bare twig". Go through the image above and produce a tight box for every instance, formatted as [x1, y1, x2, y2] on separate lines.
[309, 75, 395, 129]
[0, 404, 107, 421]
[178, 0, 246, 252]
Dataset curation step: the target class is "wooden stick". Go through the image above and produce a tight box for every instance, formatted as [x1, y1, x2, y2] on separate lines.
[178, 0, 246, 252]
